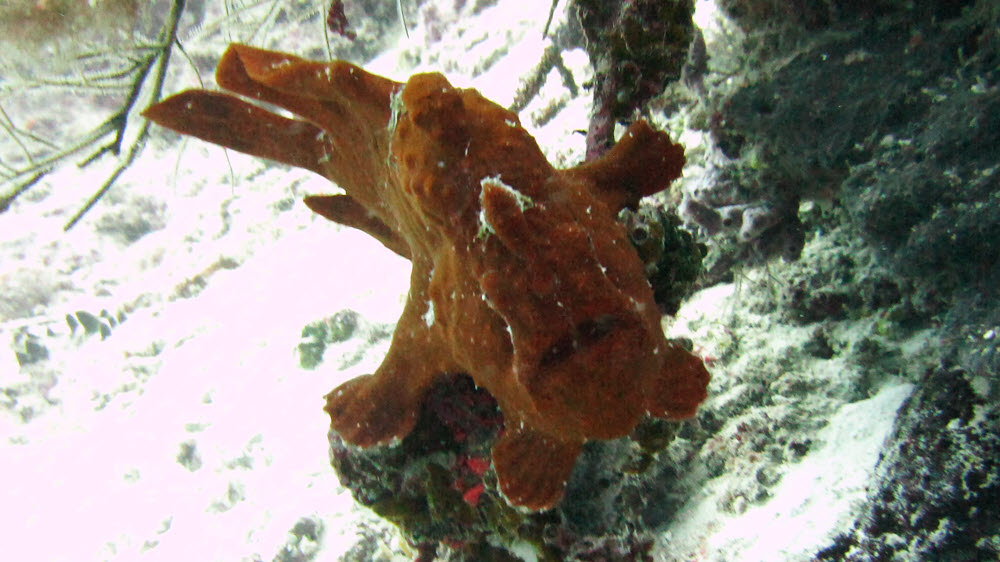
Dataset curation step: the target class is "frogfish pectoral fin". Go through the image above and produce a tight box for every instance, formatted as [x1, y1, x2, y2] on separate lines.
[217, 43, 396, 127]
[642, 341, 711, 420]
[563, 120, 686, 213]
[492, 425, 583, 510]
[324, 373, 421, 447]
[325, 273, 444, 447]
[303, 194, 411, 259]
[141, 90, 328, 176]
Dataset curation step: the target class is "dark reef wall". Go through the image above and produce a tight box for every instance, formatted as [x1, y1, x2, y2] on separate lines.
[817, 367, 1000, 561]
[703, 0, 1000, 558]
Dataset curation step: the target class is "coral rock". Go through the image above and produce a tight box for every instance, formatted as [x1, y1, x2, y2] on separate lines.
[143, 44, 709, 510]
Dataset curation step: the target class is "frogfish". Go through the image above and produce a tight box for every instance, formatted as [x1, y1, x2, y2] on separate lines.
[143, 44, 710, 510]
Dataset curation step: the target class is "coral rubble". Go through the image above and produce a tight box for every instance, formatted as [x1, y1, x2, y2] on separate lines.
[143, 43, 709, 517]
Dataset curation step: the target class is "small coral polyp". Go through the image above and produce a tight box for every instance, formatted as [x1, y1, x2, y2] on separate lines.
[143, 44, 710, 510]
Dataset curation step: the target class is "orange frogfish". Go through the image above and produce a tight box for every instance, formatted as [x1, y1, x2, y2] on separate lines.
[143, 44, 710, 510]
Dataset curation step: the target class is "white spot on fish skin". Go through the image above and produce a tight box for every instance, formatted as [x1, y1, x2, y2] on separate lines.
[477, 207, 492, 239]
[474, 175, 531, 239]
[480, 175, 534, 211]
[387, 88, 407, 136]
[423, 300, 436, 327]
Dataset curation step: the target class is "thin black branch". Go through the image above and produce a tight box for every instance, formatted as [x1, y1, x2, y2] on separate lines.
[543, 0, 560, 38]
[78, 49, 159, 165]
[0, 0, 187, 222]
[65, 0, 187, 230]
[0, 103, 33, 165]
[18, 57, 145, 89]
[183, 0, 274, 43]
[0, 172, 43, 214]
[63, 122, 150, 231]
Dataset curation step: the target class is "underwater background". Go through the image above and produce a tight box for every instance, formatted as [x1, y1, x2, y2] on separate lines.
[1, 1, 998, 560]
